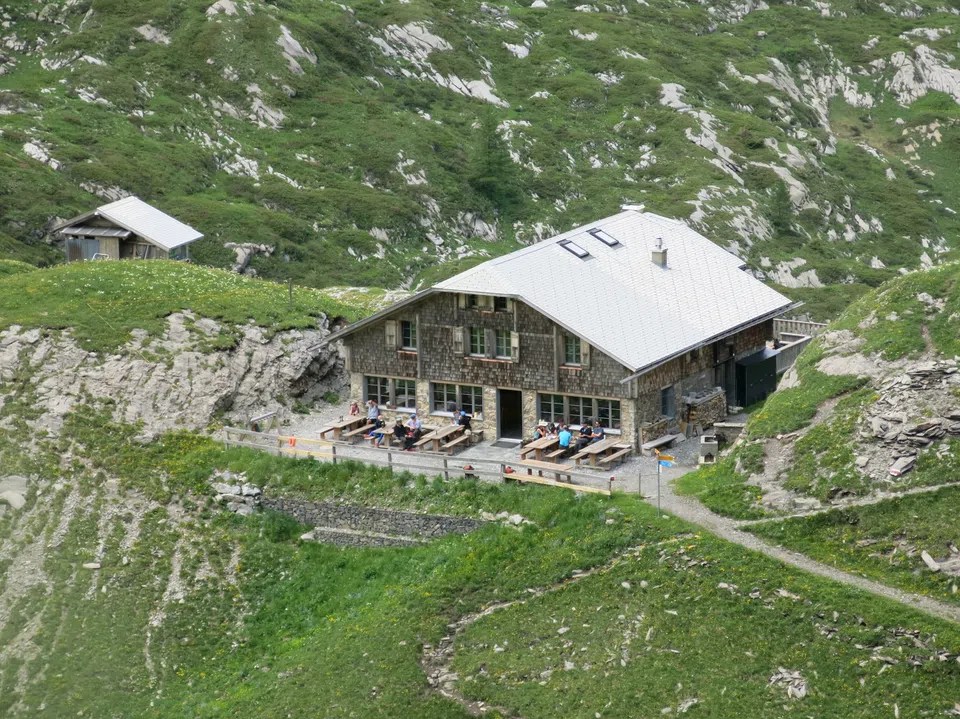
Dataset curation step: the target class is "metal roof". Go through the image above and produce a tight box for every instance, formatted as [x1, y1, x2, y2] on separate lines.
[96, 197, 203, 250]
[435, 209, 794, 373]
[58, 196, 203, 251]
[60, 226, 132, 238]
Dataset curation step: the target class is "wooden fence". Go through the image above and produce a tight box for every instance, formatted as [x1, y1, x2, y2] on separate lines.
[774, 333, 814, 375]
[773, 318, 827, 338]
[222, 427, 619, 496]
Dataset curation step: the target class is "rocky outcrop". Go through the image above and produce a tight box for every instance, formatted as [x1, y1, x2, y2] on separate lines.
[0, 312, 344, 439]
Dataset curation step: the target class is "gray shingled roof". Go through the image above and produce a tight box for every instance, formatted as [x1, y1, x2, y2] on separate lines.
[59, 196, 203, 251]
[435, 209, 793, 373]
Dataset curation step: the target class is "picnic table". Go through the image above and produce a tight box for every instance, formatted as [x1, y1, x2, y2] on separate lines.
[319, 415, 368, 441]
[519, 435, 560, 461]
[415, 423, 464, 452]
[572, 437, 632, 467]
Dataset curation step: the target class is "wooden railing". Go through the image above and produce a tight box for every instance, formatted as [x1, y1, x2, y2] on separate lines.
[775, 334, 813, 374]
[774, 318, 827, 338]
[221, 427, 622, 496]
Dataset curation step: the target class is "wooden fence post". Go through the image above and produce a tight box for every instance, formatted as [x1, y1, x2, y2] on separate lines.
[387, 449, 393, 475]
[443, 458, 449, 482]
[331, 444, 337, 466]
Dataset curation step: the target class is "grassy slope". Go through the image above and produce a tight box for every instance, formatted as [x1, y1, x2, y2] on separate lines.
[2, 404, 959, 717]
[0, 260, 378, 352]
[750, 486, 960, 607]
[1, 1, 959, 307]
[677, 261, 960, 517]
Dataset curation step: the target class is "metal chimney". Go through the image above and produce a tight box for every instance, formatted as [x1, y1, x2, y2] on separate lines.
[651, 237, 667, 268]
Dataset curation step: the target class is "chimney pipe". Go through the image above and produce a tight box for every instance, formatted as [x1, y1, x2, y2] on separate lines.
[652, 237, 667, 268]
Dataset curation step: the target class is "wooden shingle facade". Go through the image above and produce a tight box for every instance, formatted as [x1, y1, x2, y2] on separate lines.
[329, 209, 794, 446]
[341, 289, 775, 445]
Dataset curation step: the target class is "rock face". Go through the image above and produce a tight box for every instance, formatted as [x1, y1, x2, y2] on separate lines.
[0, 313, 344, 438]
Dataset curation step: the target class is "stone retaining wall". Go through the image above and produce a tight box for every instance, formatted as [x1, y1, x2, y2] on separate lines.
[262, 496, 484, 538]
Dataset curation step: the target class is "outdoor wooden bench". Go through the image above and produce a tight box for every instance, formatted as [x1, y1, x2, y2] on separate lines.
[342, 423, 374, 440]
[367, 431, 393, 448]
[544, 448, 568, 460]
[570, 448, 591, 463]
[598, 447, 632, 467]
[641, 433, 678, 456]
[441, 434, 471, 453]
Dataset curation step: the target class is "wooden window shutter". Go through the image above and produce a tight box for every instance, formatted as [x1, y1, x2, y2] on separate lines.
[384, 320, 398, 348]
[457, 294, 466, 310]
[343, 345, 353, 372]
[510, 331, 520, 362]
[480, 295, 493, 310]
[581, 341, 591, 369]
[453, 326, 465, 355]
[484, 328, 496, 358]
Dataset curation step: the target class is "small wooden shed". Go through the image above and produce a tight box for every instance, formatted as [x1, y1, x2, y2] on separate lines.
[58, 196, 203, 262]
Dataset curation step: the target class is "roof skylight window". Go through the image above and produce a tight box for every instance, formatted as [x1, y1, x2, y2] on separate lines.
[558, 240, 591, 259]
[587, 228, 621, 247]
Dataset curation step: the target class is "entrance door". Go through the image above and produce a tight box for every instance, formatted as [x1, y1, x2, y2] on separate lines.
[497, 389, 523, 439]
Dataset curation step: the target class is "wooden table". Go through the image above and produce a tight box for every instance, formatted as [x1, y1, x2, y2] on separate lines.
[416, 423, 464, 452]
[573, 437, 631, 467]
[520, 435, 560, 461]
[319, 415, 368, 441]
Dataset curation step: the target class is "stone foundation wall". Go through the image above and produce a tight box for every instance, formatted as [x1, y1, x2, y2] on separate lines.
[262, 497, 484, 538]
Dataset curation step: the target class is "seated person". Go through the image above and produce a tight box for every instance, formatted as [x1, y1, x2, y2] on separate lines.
[456, 410, 472, 431]
[590, 419, 606, 443]
[557, 424, 573, 457]
[366, 399, 380, 423]
[575, 423, 593, 451]
[392, 419, 406, 446]
[546, 422, 558, 437]
[349, 400, 361, 416]
[367, 417, 386, 446]
[403, 414, 422, 450]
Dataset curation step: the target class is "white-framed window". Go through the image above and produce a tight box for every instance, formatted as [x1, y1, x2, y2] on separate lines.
[539, 393, 565, 424]
[366, 376, 390, 406]
[469, 326, 486, 356]
[597, 399, 621, 429]
[365, 376, 417, 409]
[400, 319, 417, 350]
[460, 385, 483, 415]
[395, 379, 416, 408]
[537, 394, 622, 429]
[495, 329, 512, 359]
[431, 383, 483, 415]
[494, 296, 510, 312]
[564, 335, 581, 365]
[568, 396, 593, 426]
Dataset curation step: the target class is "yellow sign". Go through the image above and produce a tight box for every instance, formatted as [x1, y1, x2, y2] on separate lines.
[657, 454, 675, 462]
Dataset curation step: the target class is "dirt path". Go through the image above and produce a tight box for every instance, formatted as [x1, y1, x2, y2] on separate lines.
[737, 481, 959, 527]
[644, 471, 960, 624]
[420, 539, 685, 717]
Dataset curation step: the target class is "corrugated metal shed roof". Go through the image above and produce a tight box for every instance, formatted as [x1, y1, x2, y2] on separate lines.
[94, 196, 203, 250]
[436, 209, 793, 372]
